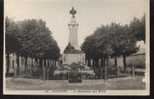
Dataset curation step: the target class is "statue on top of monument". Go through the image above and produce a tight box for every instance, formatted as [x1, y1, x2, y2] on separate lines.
[70, 7, 77, 18]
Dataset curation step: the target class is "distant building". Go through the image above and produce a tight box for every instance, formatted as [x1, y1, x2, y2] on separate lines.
[135, 40, 145, 54]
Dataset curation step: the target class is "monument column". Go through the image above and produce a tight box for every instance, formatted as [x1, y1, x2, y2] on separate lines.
[68, 7, 79, 49]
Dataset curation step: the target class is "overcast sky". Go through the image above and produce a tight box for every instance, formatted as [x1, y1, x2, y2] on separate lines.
[5, 0, 146, 53]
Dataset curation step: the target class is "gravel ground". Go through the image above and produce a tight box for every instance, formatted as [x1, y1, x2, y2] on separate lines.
[5, 76, 145, 90]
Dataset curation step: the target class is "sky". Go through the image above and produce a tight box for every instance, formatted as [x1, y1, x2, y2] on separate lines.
[5, 0, 147, 53]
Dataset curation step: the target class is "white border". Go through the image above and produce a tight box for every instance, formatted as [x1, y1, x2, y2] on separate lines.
[3, 0, 150, 95]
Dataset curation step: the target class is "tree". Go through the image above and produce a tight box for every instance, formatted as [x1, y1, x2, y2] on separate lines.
[118, 25, 138, 72]
[16, 19, 60, 79]
[81, 25, 113, 79]
[10, 19, 61, 59]
[43, 39, 60, 60]
[5, 17, 21, 53]
[5, 17, 22, 76]
[130, 16, 145, 41]
[81, 18, 142, 77]
[5, 17, 60, 78]
[108, 23, 124, 76]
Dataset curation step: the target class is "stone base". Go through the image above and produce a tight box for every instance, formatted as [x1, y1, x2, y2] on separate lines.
[68, 71, 82, 83]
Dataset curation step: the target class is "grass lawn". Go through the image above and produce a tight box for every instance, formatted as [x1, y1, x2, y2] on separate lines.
[5, 76, 145, 91]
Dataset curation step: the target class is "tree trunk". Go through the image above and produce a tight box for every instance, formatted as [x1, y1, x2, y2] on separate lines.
[54, 60, 56, 66]
[114, 56, 118, 77]
[104, 58, 107, 80]
[114, 56, 117, 67]
[100, 58, 104, 79]
[95, 59, 100, 78]
[104, 57, 109, 80]
[132, 64, 135, 77]
[123, 54, 127, 72]
[92, 59, 96, 77]
[102, 57, 105, 79]
[45, 60, 47, 80]
[95, 59, 98, 67]
[42, 59, 46, 80]
[47, 60, 49, 80]
[16, 54, 20, 75]
[39, 58, 43, 79]
[50, 60, 55, 80]
[87, 59, 90, 66]
[25, 56, 27, 74]
[47, 69, 49, 80]
[6, 53, 10, 76]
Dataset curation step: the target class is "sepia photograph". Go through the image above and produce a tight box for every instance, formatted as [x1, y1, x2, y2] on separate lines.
[3, 0, 150, 95]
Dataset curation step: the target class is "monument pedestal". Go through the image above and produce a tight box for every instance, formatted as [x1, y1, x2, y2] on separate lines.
[68, 70, 82, 83]
[63, 43, 85, 65]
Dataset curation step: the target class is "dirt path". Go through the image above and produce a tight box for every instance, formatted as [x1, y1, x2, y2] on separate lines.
[5, 76, 145, 90]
